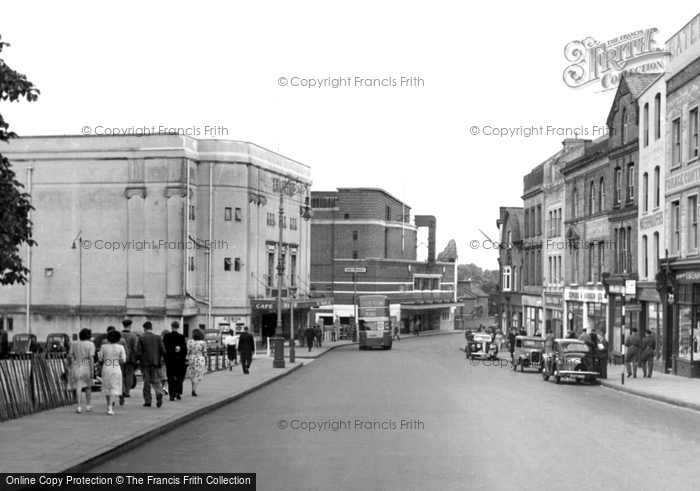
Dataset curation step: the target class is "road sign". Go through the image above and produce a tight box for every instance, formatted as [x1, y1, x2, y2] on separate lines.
[345, 267, 367, 273]
[625, 280, 636, 296]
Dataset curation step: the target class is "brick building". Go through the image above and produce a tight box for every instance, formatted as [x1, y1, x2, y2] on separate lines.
[310, 188, 458, 333]
[522, 165, 544, 335]
[496, 206, 523, 332]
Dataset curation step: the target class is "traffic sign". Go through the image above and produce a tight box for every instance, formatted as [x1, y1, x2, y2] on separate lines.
[625, 280, 636, 296]
[345, 267, 367, 273]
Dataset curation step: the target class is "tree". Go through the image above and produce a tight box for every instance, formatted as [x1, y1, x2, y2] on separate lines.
[0, 35, 39, 285]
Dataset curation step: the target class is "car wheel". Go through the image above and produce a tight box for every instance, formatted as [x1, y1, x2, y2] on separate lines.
[520, 362, 524, 373]
[575, 377, 583, 384]
[541, 368, 550, 381]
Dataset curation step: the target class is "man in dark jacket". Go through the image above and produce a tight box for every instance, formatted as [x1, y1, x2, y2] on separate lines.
[120, 319, 139, 400]
[163, 321, 187, 401]
[305, 325, 316, 352]
[507, 329, 517, 361]
[314, 325, 323, 348]
[237, 326, 256, 375]
[136, 321, 166, 407]
[625, 328, 642, 378]
[641, 329, 656, 378]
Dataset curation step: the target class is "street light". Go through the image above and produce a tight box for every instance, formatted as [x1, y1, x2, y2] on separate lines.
[274, 181, 313, 368]
[71, 231, 82, 331]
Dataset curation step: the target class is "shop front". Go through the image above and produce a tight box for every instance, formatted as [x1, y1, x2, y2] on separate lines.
[637, 285, 667, 373]
[669, 269, 700, 378]
[563, 286, 608, 340]
[521, 295, 542, 336]
[251, 298, 334, 344]
[544, 293, 563, 338]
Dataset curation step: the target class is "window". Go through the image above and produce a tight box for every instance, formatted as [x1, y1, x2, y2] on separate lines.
[654, 166, 660, 208]
[644, 102, 649, 147]
[353, 230, 358, 240]
[688, 196, 698, 253]
[642, 236, 648, 278]
[597, 242, 604, 282]
[589, 181, 596, 215]
[524, 252, 529, 285]
[536, 205, 542, 235]
[643, 172, 648, 212]
[573, 187, 578, 218]
[188, 256, 195, 271]
[622, 108, 628, 144]
[267, 213, 276, 227]
[557, 256, 562, 283]
[673, 201, 681, 254]
[508, 230, 512, 244]
[513, 266, 518, 292]
[235, 207, 242, 221]
[224, 207, 232, 221]
[502, 266, 512, 291]
[548, 211, 553, 237]
[614, 168, 621, 204]
[535, 250, 541, 285]
[344, 214, 350, 219]
[530, 207, 535, 236]
[524, 210, 530, 237]
[548, 257, 553, 284]
[224, 258, 232, 271]
[627, 164, 635, 201]
[267, 252, 275, 287]
[654, 93, 661, 140]
[574, 248, 580, 284]
[613, 228, 619, 273]
[627, 226, 632, 273]
[690, 107, 699, 160]
[599, 177, 605, 212]
[189, 205, 195, 220]
[673, 118, 681, 167]
[234, 258, 242, 272]
[620, 228, 627, 273]
[290, 218, 297, 231]
[385, 206, 391, 221]
[587, 245, 594, 283]
[352, 251, 358, 259]
[653, 232, 659, 273]
[290, 254, 297, 287]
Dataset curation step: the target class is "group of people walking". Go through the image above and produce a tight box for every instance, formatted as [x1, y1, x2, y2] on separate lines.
[624, 328, 656, 378]
[65, 319, 257, 415]
[303, 324, 323, 351]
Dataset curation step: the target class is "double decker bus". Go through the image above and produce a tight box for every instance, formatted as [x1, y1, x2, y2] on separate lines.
[358, 295, 392, 350]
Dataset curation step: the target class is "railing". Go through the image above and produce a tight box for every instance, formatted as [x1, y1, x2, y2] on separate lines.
[0, 353, 75, 423]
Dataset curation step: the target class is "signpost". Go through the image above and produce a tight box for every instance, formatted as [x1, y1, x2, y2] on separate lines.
[347, 264, 366, 341]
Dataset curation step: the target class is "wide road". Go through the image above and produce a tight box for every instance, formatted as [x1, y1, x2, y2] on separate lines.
[92, 334, 700, 490]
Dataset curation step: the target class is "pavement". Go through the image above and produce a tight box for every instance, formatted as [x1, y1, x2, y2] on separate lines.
[5, 329, 700, 478]
[0, 330, 451, 477]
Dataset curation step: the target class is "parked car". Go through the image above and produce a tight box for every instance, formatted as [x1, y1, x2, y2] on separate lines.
[204, 329, 224, 356]
[512, 336, 545, 372]
[10, 333, 39, 355]
[541, 339, 599, 384]
[46, 333, 71, 353]
[466, 333, 498, 360]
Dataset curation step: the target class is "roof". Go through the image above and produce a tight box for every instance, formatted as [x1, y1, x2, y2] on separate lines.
[624, 73, 662, 99]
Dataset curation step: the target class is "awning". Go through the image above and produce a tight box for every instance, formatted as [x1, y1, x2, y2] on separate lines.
[401, 301, 462, 311]
[251, 297, 334, 311]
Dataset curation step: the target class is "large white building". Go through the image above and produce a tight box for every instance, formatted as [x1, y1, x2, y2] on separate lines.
[0, 135, 314, 340]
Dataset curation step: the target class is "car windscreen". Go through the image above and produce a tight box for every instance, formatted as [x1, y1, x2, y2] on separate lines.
[522, 340, 545, 348]
[561, 342, 592, 353]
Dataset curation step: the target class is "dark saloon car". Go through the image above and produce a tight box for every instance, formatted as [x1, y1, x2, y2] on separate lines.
[466, 333, 498, 360]
[10, 333, 40, 355]
[512, 336, 545, 372]
[46, 333, 71, 353]
[541, 339, 599, 384]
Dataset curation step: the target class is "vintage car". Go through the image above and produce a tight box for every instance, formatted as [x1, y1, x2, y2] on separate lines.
[512, 336, 545, 372]
[541, 339, 599, 384]
[466, 333, 498, 360]
[10, 333, 39, 355]
[46, 333, 71, 353]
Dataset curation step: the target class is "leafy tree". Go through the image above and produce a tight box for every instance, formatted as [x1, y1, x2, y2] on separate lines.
[0, 35, 39, 285]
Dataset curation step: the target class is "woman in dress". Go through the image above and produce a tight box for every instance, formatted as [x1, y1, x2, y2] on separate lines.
[68, 328, 95, 413]
[186, 329, 207, 396]
[99, 329, 126, 415]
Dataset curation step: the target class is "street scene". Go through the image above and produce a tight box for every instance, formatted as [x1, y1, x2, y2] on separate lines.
[3, 2, 700, 490]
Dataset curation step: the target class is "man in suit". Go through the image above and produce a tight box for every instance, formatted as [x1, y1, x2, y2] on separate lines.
[237, 326, 256, 375]
[597, 330, 609, 379]
[120, 319, 139, 403]
[625, 327, 642, 378]
[641, 329, 656, 378]
[163, 321, 187, 401]
[304, 325, 315, 352]
[136, 321, 166, 407]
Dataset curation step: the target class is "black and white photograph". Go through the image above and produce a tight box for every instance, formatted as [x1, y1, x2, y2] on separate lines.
[2, 2, 700, 489]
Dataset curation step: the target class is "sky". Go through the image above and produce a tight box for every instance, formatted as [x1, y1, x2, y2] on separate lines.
[1, 1, 698, 271]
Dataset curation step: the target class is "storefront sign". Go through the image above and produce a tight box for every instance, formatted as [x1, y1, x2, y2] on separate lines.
[625, 303, 642, 312]
[637, 287, 661, 303]
[608, 285, 626, 295]
[564, 287, 607, 303]
[545, 294, 563, 308]
[521, 295, 542, 307]
[676, 270, 700, 283]
[625, 280, 637, 296]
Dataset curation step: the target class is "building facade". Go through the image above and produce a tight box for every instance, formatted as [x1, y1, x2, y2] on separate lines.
[522, 165, 544, 335]
[310, 188, 458, 333]
[496, 207, 523, 333]
[0, 135, 313, 341]
[662, 13, 700, 377]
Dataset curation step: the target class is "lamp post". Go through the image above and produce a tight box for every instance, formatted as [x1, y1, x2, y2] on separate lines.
[71, 232, 82, 331]
[274, 180, 313, 368]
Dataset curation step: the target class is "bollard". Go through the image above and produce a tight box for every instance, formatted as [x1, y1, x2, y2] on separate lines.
[273, 337, 285, 368]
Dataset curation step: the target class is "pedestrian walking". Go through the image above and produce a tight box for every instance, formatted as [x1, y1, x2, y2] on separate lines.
[641, 329, 656, 378]
[159, 329, 170, 397]
[625, 327, 642, 378]
[68, 328, 95, 413]
[416, 318, 421, 335]
[99, 329, 126, 415]
[314, 324, 323, 348]
[597, 330, 609, 379]
[120, 319, 139, 400]
[508, 328, 517, 361]
[237, 326, 256, 374]
[305, 325, 315, 352]
[544, 328, 555, 355]
[393, 325, 400, 341]
[137, 321, 166, 408]
[186, 329, 207, 395]
[223, 329, 238, 371]
[495, 330, 504, 351]
[164, 321, 187, 400]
